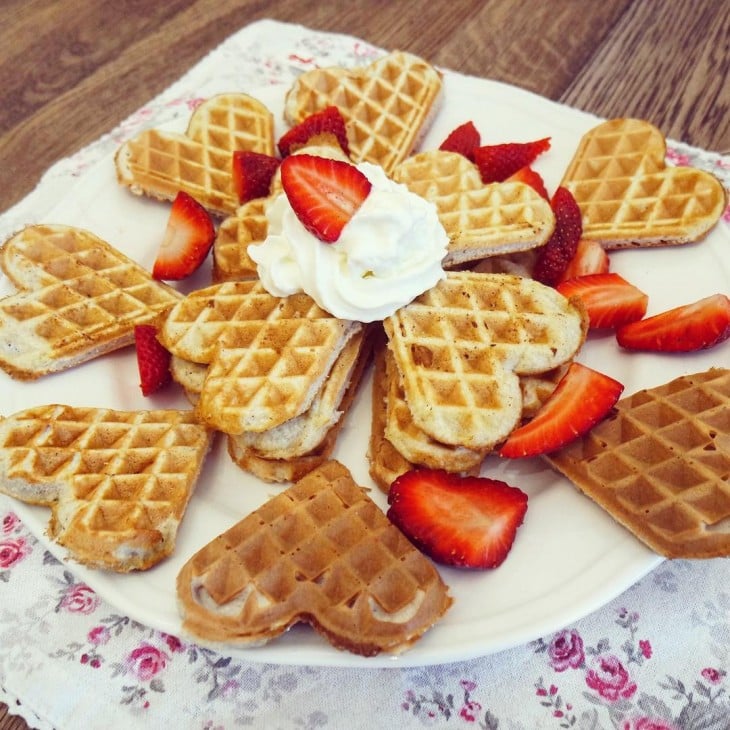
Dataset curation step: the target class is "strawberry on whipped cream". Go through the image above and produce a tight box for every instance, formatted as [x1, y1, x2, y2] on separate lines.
[248, 162, 448, 322]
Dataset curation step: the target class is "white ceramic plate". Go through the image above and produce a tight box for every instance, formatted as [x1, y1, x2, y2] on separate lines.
[3, 71, 728, 668]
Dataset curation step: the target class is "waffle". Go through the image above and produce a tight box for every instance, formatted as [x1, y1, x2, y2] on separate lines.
[226, 326, 373, 482]
[0, 404, 212, 571]
[0, 225, 181, 379]
[393, 150, 556, 266]
[176, 460, 452, 655]
[284, 51, 442, 177]
[560, 118, 727, 248]
[383, 347, 486, 472]
[170, 356, 208, 403]
[545, 368, 730, 559]
[115, 93, 275, 217]
[212, 140, 352, 282]
[157, 281, 362, 435]
[383, 271, 587, 451]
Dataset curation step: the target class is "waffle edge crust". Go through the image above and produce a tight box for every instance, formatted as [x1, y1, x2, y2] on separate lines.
[176, 460, 453, 656]
[545, 368, 730, 559]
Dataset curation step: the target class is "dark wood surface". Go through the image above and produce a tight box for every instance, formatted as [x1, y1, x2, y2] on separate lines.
[1, 1, 728, 727]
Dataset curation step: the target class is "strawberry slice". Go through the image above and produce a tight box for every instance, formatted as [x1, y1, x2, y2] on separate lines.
[474, 137, 551, 184]
[278, 106, 350, 157]
[152, 191, 215, 281]
[232, 150, 280, 203]
[532, 187, 583, 286]
[280, 154, 372, 243]
[387, 469, 528, 570]
[616, 294, 730, 352]
[558, 237, 610, 282]
[134, 324, 171, 396]
[499, 362, 623, 458]
[556, 273, 648, 329]
[439, 121, 481, 161]
[506, 165, 549, 199]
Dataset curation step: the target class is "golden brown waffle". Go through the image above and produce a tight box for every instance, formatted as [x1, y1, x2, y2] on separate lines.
[227, 327, 374, 483]
[383, 347, 486, 472]
[561, 118, 727, 248]
[170, 356, 208, 403]
[393, 150, 556, 266]
[212, 197, 269, 282]
[0, 404, 212, 571]
[212, 140, 353, 282]
[157, 281, 362, 435]
[0, 225, 181, 379]
[383, 272, 587, 451]
[367, 336, 415, 493]
[176, 460, 452, 655]
[284, 51, 442, 176]
[115, 94, 275, 217]
[545, 368, 730, 559]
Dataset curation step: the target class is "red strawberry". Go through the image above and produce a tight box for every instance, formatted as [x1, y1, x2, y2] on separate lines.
[152, 191, 215, 281]
[134, 324, 171, 396]
[387, 469, 528, 570]
[506, 165, 549, 199]
[278, 106, 350, 157]
[616, 294, 730, 352]
[499, 362, 624, 458]
[532, 187, 583, 286]
[232, 150, 280, 203]
[556, 273, 648, 329]
[473, 137, 551, 183]
[280, 154, 372, 243]
[558, 237, 610, 282]
[439, 121, 481, 161]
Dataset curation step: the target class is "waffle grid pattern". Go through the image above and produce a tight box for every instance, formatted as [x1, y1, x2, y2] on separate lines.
[285, 52, 442, 175]
[117, 94, 275, 216]
[393, 151, 555, 263]
[159, 282, 359, 434]
[180, 461, 451, 653]
[0, 226, 181, 376]
[547, 368, 730, 558]
[384, 271, 585, 449]
[561, 118, 726, 246]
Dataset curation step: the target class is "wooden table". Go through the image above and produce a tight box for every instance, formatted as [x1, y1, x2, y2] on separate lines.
[0, 1, 727, 728]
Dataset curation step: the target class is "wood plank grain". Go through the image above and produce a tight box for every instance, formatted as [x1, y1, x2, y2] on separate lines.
[562, 0, 730, 152]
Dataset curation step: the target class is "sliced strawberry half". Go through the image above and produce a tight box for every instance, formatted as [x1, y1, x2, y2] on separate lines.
[134, 324, 171, 396]
[558, 237, 610, 282]
[387, 469, 528, 570]
[506, 165, 549, 199]
[499, 362, 624, 458]
[532, 187, 583, 286]
[474, 137, 551, 184]
[280, 154, 372, 243]
[152, 191, 215, 281]
[232, 150, 280, 203]
[616, 294, 730, 352]
[439, 121, 481, 161]
[556, 272, 648, 329]
[278, 106, 350, 157]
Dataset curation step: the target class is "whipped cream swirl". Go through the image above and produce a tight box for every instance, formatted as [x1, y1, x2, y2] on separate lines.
[248, 162, 448, 322]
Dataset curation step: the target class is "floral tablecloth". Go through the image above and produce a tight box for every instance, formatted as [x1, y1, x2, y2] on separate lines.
[1, 19, 729, 730]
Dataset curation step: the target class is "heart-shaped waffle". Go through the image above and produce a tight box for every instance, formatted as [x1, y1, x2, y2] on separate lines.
[176, 460, 452, 656]
[392, 150, 555, 266]
[0, 224, 181, 379]
[383, 271, 587, 451]
[560, 118, 727, 248]
[0, 404, 212, 571]
[115, 93, 275, 217]
[284, 51, 442, 176]
[157, 281, 362, 435]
